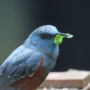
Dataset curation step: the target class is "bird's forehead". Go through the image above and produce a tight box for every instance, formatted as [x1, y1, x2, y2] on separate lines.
[35, 25, 59, 34]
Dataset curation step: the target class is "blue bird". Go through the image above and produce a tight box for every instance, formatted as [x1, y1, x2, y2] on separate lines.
[0, 25, 72, 90]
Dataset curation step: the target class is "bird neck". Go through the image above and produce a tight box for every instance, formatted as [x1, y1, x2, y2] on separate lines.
[24, 38, 59, 60]
[38, 45, 59, 61]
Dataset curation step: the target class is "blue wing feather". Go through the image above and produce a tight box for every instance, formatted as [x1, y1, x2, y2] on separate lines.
[0, 45, 42, 90]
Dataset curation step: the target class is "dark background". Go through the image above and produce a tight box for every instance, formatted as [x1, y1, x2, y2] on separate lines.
[0, 0, 90, 71]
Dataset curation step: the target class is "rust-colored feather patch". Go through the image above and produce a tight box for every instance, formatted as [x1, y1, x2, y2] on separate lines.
[11, 56, 48, 90]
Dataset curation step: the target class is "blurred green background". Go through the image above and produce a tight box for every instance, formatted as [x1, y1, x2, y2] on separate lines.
[0, 1, 34, 63]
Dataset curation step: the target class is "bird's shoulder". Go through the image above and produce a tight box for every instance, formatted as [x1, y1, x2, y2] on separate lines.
[2, 45, 41, 65]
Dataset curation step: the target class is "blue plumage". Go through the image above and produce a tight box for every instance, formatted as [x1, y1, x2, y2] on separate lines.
[0, 25, 61, 90]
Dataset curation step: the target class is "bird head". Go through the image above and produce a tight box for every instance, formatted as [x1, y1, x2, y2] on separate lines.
[24, 25, 72, 58]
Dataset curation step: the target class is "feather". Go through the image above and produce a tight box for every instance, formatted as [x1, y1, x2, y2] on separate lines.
[0, 45, 42, 90]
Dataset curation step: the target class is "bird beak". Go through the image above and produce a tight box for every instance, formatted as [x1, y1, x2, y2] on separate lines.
[57, 32, 73, 38]
[54, 32, 73, 45]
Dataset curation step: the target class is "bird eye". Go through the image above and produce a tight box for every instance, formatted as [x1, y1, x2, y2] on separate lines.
[40, 34, 47, 39]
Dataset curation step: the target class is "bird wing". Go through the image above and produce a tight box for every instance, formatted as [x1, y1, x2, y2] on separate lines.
[0, 45, 43, 90]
